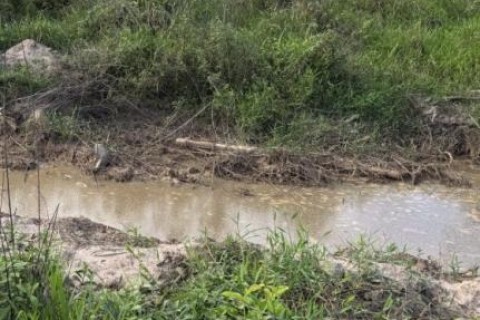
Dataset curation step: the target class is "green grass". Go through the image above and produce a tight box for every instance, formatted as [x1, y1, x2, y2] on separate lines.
[0, 68, 52, 103]
[1, 226, 464, 319]
[1, 0, 479, 149]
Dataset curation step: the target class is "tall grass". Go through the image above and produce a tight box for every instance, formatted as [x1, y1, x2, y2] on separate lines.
[157, 231, 463, 319]
[1, 0, 479, 148]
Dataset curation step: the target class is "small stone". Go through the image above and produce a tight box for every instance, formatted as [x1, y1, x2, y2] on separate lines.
[93, 143, 109, 172]
[1, 39, 60, 74]
[170, 178, 180, 186]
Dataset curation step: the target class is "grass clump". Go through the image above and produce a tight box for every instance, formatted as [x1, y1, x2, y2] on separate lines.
[0, 0, 70, 23]
[0, 68, 52, 103]
[159, 232, 456, 319]
[0, 224, 165, 319]
[1, 0, 479, 149]
[0, 224, 466, 319]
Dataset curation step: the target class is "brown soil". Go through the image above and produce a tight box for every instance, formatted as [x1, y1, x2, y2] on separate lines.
[329, 252, 480, 318]
[0, 109, 474, 188]
[56, 217, 161, 247]
[2, 214, 187, 289]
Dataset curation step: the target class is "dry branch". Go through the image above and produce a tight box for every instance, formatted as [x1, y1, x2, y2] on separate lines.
[175, 138, 258, 154]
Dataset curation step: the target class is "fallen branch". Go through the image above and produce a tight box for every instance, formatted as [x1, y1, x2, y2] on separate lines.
[175, 138, 258, 154]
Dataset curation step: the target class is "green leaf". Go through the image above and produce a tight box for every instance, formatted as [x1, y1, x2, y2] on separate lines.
[222, 291, 247, 304]
[271, 285, 289, 298]
[245, 283, 265, 295]
[383, 295, 394, 312]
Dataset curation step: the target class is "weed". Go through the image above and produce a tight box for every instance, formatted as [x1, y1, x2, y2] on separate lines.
[0, 221, 467, 319]
[126, 227, 158, 248]
[0, 2, 478, 318]
[1, 0, 478, 149]
[46, 111, 80, 141]
[0, 69, 51, 102]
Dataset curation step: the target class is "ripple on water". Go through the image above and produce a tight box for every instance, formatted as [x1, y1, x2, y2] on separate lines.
[5, 166, 480, 268]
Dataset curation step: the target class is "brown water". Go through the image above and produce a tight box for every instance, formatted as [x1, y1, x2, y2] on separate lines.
[4, 165, 480, 268]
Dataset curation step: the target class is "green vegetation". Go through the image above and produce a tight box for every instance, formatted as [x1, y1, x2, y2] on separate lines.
[0, 225, 463, 319]
[0, 234, 151, 319]
[2, 2, 479, 317]
[0, 68, 52, 104]
[0, 0, 479, 148]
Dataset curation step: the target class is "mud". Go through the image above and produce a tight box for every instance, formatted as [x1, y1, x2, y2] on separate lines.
[0, 134, 471, 189]
[0, 102, 474, 189]
[327, 255, 480, 318]
[2, 214, 186, 288]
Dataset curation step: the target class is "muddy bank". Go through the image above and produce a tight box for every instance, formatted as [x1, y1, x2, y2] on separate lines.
[0, 82, 477, 188]
[4, 214, 186, 289]
[0, 124, 472, 188]
[1, 40, 480, 188]
[2, 214, 479, 317]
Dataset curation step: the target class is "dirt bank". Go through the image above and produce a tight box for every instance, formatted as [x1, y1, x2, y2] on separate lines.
[0, 110, 474, 188]
[2, 214, 479, 317]
[1, 39, 478, 188]
[3, 214, 186, 289]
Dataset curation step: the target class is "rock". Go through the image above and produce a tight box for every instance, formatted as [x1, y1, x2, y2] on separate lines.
[93, 143, 109, 172]
[0, 39, 60, 74]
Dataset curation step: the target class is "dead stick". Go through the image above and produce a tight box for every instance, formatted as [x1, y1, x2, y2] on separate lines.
[175, 138, 258, 154]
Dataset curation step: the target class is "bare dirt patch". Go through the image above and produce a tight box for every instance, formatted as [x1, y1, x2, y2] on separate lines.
[0, 120, 472, 189]
[329, 252, 480, 318]
[2, 214, 186, 289]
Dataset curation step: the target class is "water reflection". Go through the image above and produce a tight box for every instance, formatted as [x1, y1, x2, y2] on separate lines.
[4, 165, 480, 267]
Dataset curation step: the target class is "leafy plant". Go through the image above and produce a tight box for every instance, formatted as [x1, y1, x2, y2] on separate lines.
[219, 283, 291, 319]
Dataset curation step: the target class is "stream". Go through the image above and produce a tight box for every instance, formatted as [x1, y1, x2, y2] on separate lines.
[4, 165, 480, 268]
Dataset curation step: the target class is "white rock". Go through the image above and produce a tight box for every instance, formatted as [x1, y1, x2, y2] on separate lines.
[93, 143, 109, 172]
[0, 39, 60, 74]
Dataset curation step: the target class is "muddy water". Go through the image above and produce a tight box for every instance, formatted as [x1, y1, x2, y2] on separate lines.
[4, 165, 480, 268]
